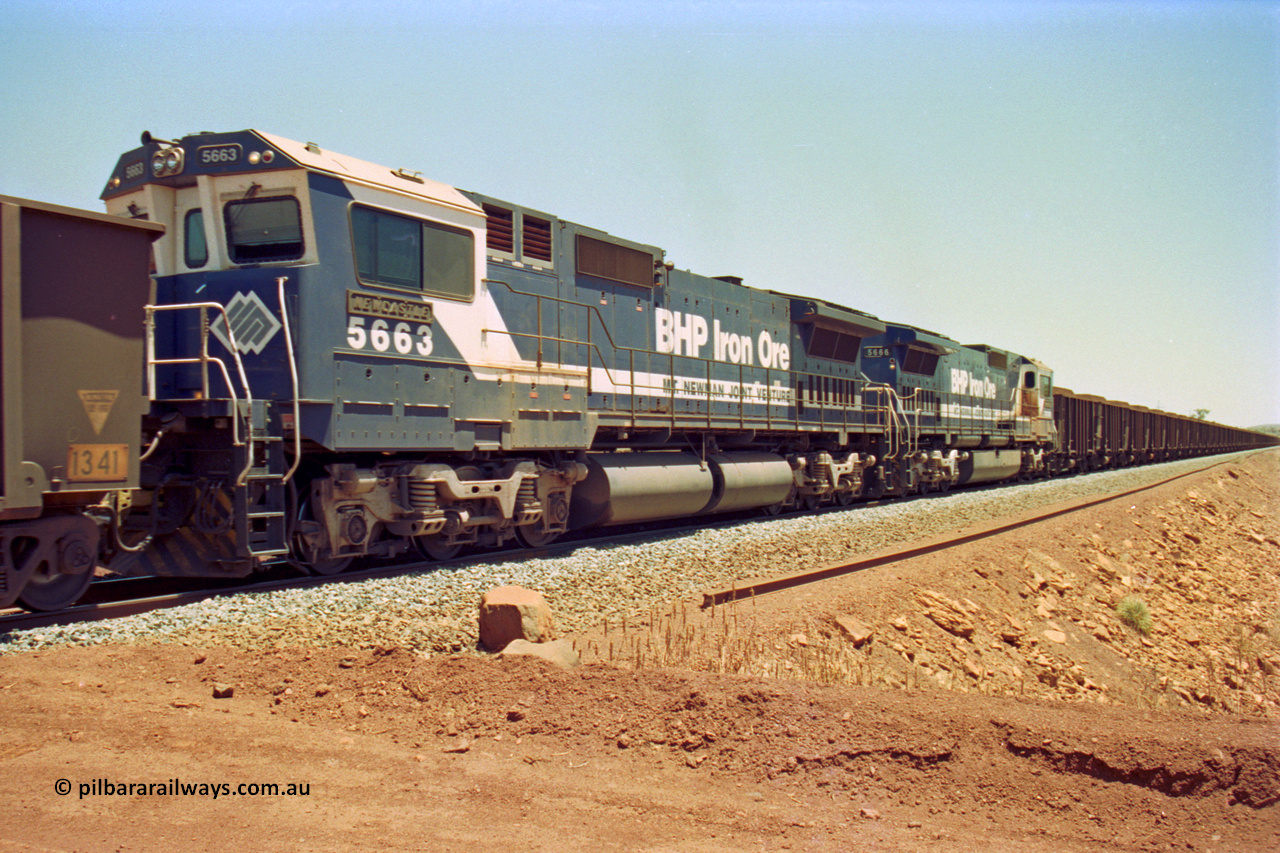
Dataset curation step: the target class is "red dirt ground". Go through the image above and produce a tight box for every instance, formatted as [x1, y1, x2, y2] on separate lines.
[2, 450, 1277, 852]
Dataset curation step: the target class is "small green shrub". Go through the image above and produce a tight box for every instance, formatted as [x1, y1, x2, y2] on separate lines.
[1116, 596, 1153, 635]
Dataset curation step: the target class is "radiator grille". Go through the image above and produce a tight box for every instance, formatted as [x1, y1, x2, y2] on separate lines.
[522, 215, 553, 262]
[484, 205, 514, 254]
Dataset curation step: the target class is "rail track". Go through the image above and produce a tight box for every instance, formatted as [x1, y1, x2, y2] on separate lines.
[0, 511, 784, 636]
[1, 450, 1265, 643]
[700, 450, 1258, 608]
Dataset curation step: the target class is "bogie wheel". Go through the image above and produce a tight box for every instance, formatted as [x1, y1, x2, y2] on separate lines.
[835, 489, 855, 507]
[414, 535, 462, 561]
[515, 525, 560, 549]
[760, 502, 784, 517]
[303, 553, 354, 576]
[291, 497, 354, 576]
[17, 567, 93, 611]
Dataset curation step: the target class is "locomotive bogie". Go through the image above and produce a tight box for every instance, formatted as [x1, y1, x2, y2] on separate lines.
[301, 457, 586, 561]
[793, 451, 878, 504]
[908, 449, 965, 491]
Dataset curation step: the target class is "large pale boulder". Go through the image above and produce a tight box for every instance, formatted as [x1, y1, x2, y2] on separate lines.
[478, 586, 557, 651]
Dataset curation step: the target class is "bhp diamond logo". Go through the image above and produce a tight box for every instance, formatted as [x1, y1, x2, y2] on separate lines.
[212, 291, 281, 355]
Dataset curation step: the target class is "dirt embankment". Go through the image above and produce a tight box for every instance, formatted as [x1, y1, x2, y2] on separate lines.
[574, 450, 1280, 718]
[1, 451, 1277, 852]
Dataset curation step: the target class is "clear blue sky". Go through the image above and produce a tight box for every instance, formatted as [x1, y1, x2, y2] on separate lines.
[3, 0, 1277, 428]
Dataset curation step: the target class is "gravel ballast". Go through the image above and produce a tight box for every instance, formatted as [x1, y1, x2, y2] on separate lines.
[0, 452, 1255, 655]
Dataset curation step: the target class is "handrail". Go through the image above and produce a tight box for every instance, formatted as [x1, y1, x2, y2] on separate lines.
[483, 279, 881, 433]
[276, 277, 302, 485]
[144, 300, 255, 485]
[481, 279, 1028, 447]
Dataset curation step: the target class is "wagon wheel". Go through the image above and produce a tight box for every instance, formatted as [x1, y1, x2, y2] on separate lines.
[515, 524, 560, 549]
[800, 493, 823, 512]
[834, 488, 856, 507]
[760, 502, 784, 517]
[17, 567, 94, 612]
[291, 527, 353, 576]
[290, 495, 354, 576]
[414, 535, 461, 561]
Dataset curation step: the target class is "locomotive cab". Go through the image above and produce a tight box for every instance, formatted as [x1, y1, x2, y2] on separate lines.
[1016, 360, 1056, 443]
[100, 130, 588, 575]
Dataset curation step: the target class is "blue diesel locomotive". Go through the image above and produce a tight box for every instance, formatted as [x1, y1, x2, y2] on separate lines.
[90, 128, 1057, 587]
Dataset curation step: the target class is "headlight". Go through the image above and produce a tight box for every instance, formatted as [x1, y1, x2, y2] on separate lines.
[150, 146, 185, 177]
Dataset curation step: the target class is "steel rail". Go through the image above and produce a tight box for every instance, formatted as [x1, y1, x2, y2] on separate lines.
[0, 513, 761, 636]
[700, 450, 1266, 609]
[2, 450, 1265, 638]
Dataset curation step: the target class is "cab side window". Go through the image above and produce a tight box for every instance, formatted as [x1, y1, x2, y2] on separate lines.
[184, 208, 208, 268]
[352, 205, 419, 288]
[351, 204, 474, 300]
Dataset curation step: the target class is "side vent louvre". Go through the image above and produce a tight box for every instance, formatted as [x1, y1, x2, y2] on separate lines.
[806, 327, 861, 364]
[575, 234, 653, 288]
[523, 215, 553, 262]
[903, 347, 940, 376]
[484, 205, 514, 254]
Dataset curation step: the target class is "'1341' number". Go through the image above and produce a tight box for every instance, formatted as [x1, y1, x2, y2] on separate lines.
[346, 316, 433, 356]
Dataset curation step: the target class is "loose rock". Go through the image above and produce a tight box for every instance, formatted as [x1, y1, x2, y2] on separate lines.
[834, 616, 875, 647]
[499, 638, 581, 669]
[479, 586, 558, 651]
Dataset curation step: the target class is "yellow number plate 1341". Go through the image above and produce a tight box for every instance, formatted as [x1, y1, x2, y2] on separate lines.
[67, 444, 129, 482]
